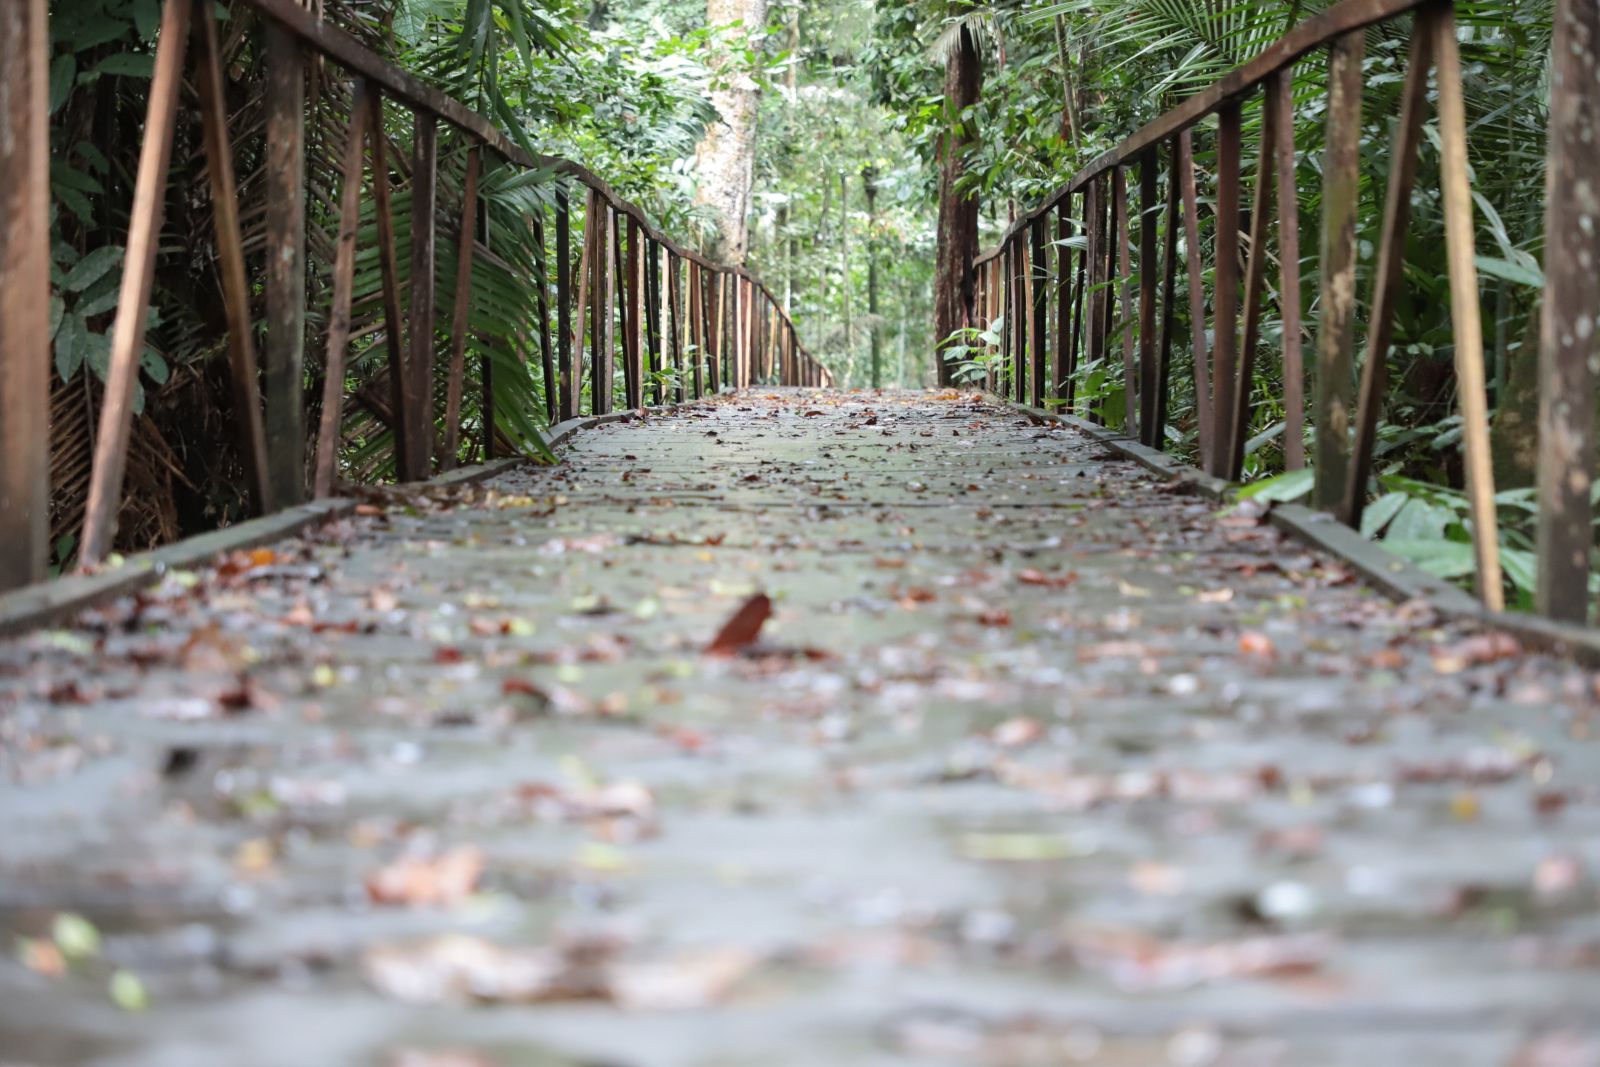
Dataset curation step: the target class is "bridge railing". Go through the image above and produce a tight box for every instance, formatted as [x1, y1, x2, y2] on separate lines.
[972, 0, 1597, 622]
[0, 0, 830, 588]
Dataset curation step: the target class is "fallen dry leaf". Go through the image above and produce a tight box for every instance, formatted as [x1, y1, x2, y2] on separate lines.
[991, 716, 1044, 748]
[363, 934, 753, 1010]
[1017, 568, 1078, 589]
[366, 846, 485, 908]
[1430, 631, 1522, 673]
[1238, 631, 1276, 659]
[705, 593, 773, 656]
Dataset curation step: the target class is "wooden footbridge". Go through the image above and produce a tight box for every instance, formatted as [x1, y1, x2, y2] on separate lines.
[2, 0, 1600, 1064]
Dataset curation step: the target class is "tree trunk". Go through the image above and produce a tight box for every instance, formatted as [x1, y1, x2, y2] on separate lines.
[693, 0, 770, 264]
[933, 24, 982, 386]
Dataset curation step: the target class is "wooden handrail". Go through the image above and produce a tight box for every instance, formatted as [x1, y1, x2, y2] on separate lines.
[966, 0, 1543, 617]
[975, 0, 1430, 268]
[241, 0, 807, 340]
[0, 0, 830, 585]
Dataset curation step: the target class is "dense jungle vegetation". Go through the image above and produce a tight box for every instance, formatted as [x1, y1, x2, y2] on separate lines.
[43, 0, 1574, 607]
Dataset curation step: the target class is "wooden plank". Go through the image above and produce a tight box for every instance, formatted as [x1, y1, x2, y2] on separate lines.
[312, 79, 372, 499]
[1138, 151, 1160, 445]
[367, 90, 411, 481]
[405, 111, 438, 480]
[440, 145, 480, 471]
[193, 0, 270, 511]
[0, 0, 49, 590]
[1225, 89, 1277, 480]
[263, 21, 307, 506]
[1211, 101, 1242, 478]
[1030, 218, 1048, 407]
[80, 0, 191, 566]
[1179, 129, 1212, 461]
[1535, 0, 1600, 623]
[1431, 3, 1502, 611]
[1271, 69, 1306, 472]
[1341, 29, 1433, 525]
[1313, 31, 1364, 510]
[972, 0, 1434, 265]
[1154, 139, 1180, 449]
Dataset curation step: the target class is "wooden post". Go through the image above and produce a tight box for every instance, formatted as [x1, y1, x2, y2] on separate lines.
[1179, 129, 1211, 461]
[1342, 29, 1433, 526]
[622, 215, 640, 408]
[81, 0, 191, 566]
[1212, 102, 1242, 478]
[193, 0, 270, 510]
[1067, 188, 1089, 410]
[1115, 166, 1136, 433]
[1000, 243, 1014, 399]
[645, 240, 662, 404]
[1154, 141, 1180, 450]
[1055, 200, 1071, 401]
[1432, 4, 1503, 610]
[405, 111, 437, 480]
[688, 263, 704, 398]
[592, 199, 608, 415]
[1226, 89, 1278, 480]
[263, 20, 306, 504]
[667, 252, 684, 403]
[312, 80, 372, 499]
[556, 185, 574, 422]
[1085, 180, 1106, 402]
[1535, 0, 1600, 623]
[572, 189, 597, 415]
[0, 0, 49, 589]
[1138, 150, 1159, 444]
[1030, 217, 1048, 407]
[707, 268, 719, 393]
[366, 89, 410, 480]
[440, 145, 480, 471]
[481, 340, 495, 460]
[1271, 70, 1306, 472]
[533, 203, 555, 425]
[1314, 31, 1364, 511]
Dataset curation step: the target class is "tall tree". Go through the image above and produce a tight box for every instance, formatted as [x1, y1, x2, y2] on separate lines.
[932, 18, 982, 385]
[694, 0, 772, 263]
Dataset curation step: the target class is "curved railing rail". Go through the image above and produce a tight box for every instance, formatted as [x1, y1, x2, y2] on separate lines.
[0, 0, 830, 589]
[971, 0, 1597, 622]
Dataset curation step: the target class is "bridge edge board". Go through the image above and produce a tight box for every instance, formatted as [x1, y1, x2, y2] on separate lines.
[993, 393, 1600, 668]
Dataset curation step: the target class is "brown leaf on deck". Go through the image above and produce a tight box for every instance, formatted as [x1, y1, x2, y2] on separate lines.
[366, 846, 484, 908]
[705, 594, 772, 656]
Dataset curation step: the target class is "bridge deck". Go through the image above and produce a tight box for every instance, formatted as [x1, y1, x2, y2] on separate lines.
[2, 390, 1598, 1065]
